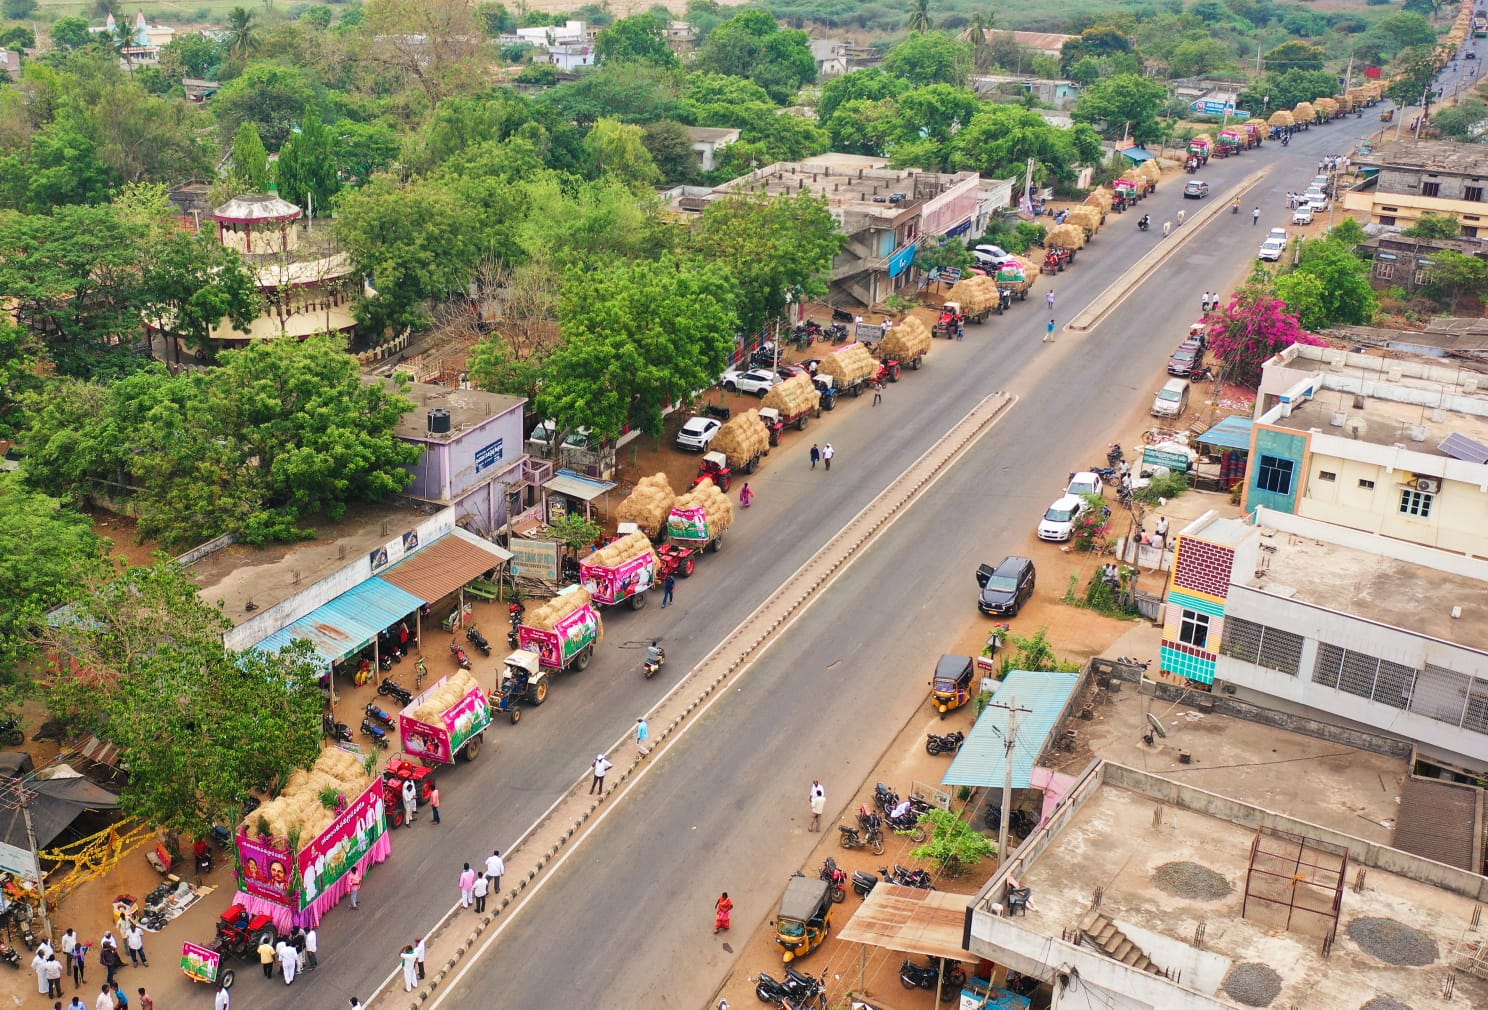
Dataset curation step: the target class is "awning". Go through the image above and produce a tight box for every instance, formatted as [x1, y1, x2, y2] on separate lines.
[1121, 146, 1156, 163]
[942, 671, 1079, 789]
[836, 883, 971, 961]
[248, 578, 425, 667]
[1196, 415, 1254, 451]
[380, 528, 512, 602]
[0, 765, 121, 851]
[542, 469, 616, 502]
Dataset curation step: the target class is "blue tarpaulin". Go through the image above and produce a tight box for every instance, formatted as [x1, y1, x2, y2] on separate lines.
[1120, 146, 1157, 163]
[248, 578, 425, 668]
[941, 671, 1080, 789]
[1196, 415, 1254, 451]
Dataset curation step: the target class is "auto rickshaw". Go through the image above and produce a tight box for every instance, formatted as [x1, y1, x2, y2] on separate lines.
[774, 875, 832, 962]
[929, 654, 975, 718]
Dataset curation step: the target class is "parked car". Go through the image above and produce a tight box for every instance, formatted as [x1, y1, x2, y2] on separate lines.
[1037, 495, 1090, 542]
[1267, 227, 1288, 243]
[1291, 205, 1315, 225]
[972, 244, 1012, 268]
[1183, 180, 1210, 199]
[528, 420, 595, 451]
[1065, 471, 1103, 498]
[1152, 378, 1191, 418]
[1304, 189, 1329, 211]
[975, 556, 1037, 616]
[675, 416, 722, 451]
[1257, 237, 1286, 261]
[776, 364, 807, 380]
[720, 368, 780, 397]
[1167, 340, 1205, 377]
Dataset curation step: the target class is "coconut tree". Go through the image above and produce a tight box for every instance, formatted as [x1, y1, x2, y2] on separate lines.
[224, 6, 260, 62]
[959, 10, 995, 69]
[907, 0, 933, 34]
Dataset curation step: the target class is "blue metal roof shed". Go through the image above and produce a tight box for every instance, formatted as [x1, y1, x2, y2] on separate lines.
[247, 578, 425, 668]
[941, 671, 1080, 789]
[1196, 415, 1254, 452]
[1120, 146, 1157, 163]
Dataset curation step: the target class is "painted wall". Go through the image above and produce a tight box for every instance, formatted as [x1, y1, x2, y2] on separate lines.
[1243, 426, 1308, 516]
[1159, 534, 1234, 685]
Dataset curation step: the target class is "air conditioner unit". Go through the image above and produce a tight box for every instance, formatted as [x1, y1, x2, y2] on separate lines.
[1415, 477, 1439, 493]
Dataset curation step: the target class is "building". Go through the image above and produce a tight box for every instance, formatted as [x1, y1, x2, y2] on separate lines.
[994, 30, 1075, 59]
[1345, 139, 1488, 234]
[546, 41, 593, 71]
[1361, 232, 1487, 290]
[0, 50, 20, 78]
[973, 75, 1080, 109]
[710, 162, 980, 305]
[1240, 342, 1488, 556]
[685, 127, 739, 173]
[501, 20, 588, 49]
[92, 12, 173, 67]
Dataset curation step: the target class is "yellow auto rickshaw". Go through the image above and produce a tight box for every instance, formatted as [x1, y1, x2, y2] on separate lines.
[775, 875, 832, 962]
[929, 653, 976, 718]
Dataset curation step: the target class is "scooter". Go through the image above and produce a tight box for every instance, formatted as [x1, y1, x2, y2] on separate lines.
[466, 625, 492, 657]
[1232, 200, 1240, 214]
[449, 639, 472, 671]
[925, 731, 965, 756]
[642, 648, 666, 679]
[851, 869, 879, 897]
[0, 941, 19, 967]
[378, 677, 413, 706]
[364, 702, 395, 729]
[322, 714, 353, 744]
[819, 857, 847, 903]
[1137, 215, 1150, 232]
[360, 718, 389, 749]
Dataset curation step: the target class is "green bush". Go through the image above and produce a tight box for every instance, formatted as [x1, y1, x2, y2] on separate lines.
[1135, 470, 1190, 504]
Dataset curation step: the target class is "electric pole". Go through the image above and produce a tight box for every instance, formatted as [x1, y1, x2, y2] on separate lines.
[985, 696, 1032, 867]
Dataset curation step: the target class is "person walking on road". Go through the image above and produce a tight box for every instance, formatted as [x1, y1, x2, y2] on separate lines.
[135, 989, 152, 1010]
[739, 483, 753, 508]
[636, 717, 651, 757]
[872, 381, 883, 406]
[1252, 207, 1260, 226]
[809, 443, 820, 470]
[714, 893, 733, 934]
[485, 850, 505, 895]
[427, 782, 440, 825]
[413, 937, 426, 981]
[348, 867, 362, 909]
[808, 780, 825, 832]
[399, 946, 417, 993]
[661, 573, 675, 608]
[822, 444, 834, 471]
[1046, 290, 1055, 311]
[472, 873, 488, 913]
[277, 940, 296, 985]
[1045, 319, 1055, 343]
[401, 778, 417, 824]
[213, 984, 229, 1010]
[459, 863, 476, 908]
[303, 928, 317, 971]
[590, 753, 612, 796]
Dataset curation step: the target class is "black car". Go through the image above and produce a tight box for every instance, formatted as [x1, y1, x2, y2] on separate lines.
[976, 557, 1036, 616]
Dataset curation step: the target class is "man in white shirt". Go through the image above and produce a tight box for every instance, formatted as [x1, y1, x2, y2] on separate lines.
[95, 984, 114, 1010]
[303, 927, 317, 971]
[484, 850, 504, 894]
[60, 930, 77, 973]
[124, 924, 148, 967]
[213, 984, 229, 1010]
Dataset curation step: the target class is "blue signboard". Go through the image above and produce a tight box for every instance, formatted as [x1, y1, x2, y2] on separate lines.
[944, 219, 971, 239]
[887, 243, 918, 278]
[474, 438, 505, 475]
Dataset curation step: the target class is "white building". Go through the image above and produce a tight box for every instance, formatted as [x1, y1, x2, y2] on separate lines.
[502, 20, 588, 49]
[546, 41, 593, 71]
[685, 127, 739, 173]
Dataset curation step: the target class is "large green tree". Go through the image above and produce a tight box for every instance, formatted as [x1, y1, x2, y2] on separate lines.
[595, 14, 679, 69]
[693, 9, 815, 104]
[950, 104, 1103, 188]
[231, 122, 270, 191]
[1072, 73, 1168, 144]
[276, 111, 340, 212]
[213, 62, 322, 150]
[140, 229, 263, 357]
[582, 117, 662, 191]
[881, 32, 972, 87]
[1288, 238, 1378, 325]
[1422, 250, 1488, 310]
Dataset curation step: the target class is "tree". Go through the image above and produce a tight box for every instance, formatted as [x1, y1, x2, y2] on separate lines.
[1265, 40, 1324, 72]
[1424, 250, 1488, 310]
[818, 67, 908, 123]
[1170, 38, 1237, 78]
[1272, 270, 1332, 330]
[334, 119, 402, 184]
[159, 34, 223, 80]
[910, 808, 996, 871]
[301, 5, 334, 29]
[0, 321, 41, 438]
[539, 255, 738, 441]
[950, 104, 1102, 187]
[907, 0, 933, 33]
[1291, 238, 1378, 325]
[1239, 68, 1340, 113]
[1386, 46, 1439, 108]
[596, 14, 679, 69]
[223, 6, 261, 62]
[276, 111, 340, 211]
[1060, 27, 1136, 73]
[693, 9, 816, 104]
[139, 229, 263, 356]
[582, 117, 661, 191]
[1072, 73, 1167, 144]
[213, 62, 322, 150]
[881, 32, 971, 87]
[1431, 100, 1488, 141]
[1, 26, 35, 51]
[1404, 212, 1462, 239]
[642, 119, 698, 184]
[40, 561, 325, 836]
[1207, 277, 1327, 386]
[0, 120, 119, 211]
[50, 16, 92, 52]
[362, 0, 486, 107]
[690, 193, 844, 340]
[539, 63, 684, 129]
[231, 122, 270, 191]
[1, 0, 36, 18]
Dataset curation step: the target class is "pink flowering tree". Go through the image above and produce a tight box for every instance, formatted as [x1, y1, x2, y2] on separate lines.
[1206, 278, 1327, 387]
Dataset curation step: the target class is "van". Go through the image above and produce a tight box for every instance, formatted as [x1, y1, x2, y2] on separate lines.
[1151, 378, 1191, 418]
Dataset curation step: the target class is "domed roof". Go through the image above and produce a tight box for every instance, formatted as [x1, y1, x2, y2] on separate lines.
[213, 193, 303, 224]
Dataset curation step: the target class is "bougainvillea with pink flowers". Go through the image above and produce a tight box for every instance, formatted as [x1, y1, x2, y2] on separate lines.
[1204, 278, 1327, 388]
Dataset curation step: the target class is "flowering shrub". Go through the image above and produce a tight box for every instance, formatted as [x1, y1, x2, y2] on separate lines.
[1206, 280, 1326, 387]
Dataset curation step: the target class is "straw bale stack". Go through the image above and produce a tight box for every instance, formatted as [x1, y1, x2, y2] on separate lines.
[1268, 110, 1295, 128]
[710, 410, 770, 470]
[585, 530, 655, 573]
[762, 374, 820, 417]
[946, 275, 997, 312]
[410, 670, 482, 725]
[1135, 161, 1161, 186]
[1317, 97, 1340, 118]
[672, 479, 734, 536]
[1245, 118, 1268, 131]
[1193, 132, 1213, 147]
[818, 342, 878, 384]
[249, 747, 374, 843]
[1293, 101, 1315, 124]
[1045, 223, 1086, 250]
[525, 586, 594, 631]
[880, 316, 932, 360]
[1085, 189, 1112, 216]
[1066, 206, 1100, 236]
[616, 473, 675, 539]
[1363, 82, 1382, 102]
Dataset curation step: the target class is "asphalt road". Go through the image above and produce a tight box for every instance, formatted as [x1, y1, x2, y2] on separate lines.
[413, 118, 1383, 1010]
[175, 115, 1379, 1010]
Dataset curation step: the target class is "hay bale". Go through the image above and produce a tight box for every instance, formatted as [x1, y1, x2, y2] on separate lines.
[1293, 101, 1315, 122]
[762, 374, 820, 416]
[616, 473, 674, 540]
[1364, 82, 1382, 101]
[710, 410, 770, 470]
[880, 317, 932, 360]
[1193, 132, 1213, 146]
[1317, 97, 1339, 118]
[1046, 223, 1086, 250]
[242, 747, 375, 842]
[1244, 118, 1268, 130]
[817, 342, 878, 384]
[1268, 110, 1294, 127]
[672, 479, 734, 536]
[1086, 189, 1113, 213]
[526, 586, 594, 631]
[946, 275, 997, 314]
[1136, 160, 1161, 184]
[1066, 206, 1101, 234]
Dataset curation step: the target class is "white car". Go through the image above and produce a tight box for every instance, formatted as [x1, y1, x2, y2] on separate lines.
[1258, 237, 1286, 262]
[1065, 471, 1104, 498]
[972, 244, 1012, 268]
[720, 368, 780, 397]
[1037, 494, 1090, 542]
[675, 416, 722, 451]
[1291, 205, 1315, 225]
[528, 420, 594, 450]
[1304, 189, 1329, 211]
[1267, 227, 1287, 243]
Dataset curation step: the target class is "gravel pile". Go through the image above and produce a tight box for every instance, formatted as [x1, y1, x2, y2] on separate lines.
[1222, 962, 1282, 1007]
[1153, 861, 1232, 901]
[1360, 996, 1413, 1010]
[1347, 918, 1439, 966]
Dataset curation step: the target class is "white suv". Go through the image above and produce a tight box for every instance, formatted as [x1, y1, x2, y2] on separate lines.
[1291, 205, 1314, 225]
[720, 368, 779, 397]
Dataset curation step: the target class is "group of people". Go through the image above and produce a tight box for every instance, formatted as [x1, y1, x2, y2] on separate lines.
[1199, 292, 1221, 313]
[807, 443, 836, 471]
[31, 922, 149, 997]
[256, 926, 318, 984]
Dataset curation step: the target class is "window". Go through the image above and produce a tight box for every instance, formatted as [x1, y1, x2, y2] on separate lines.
[1414, 267, 1433, 286]
[1466, 227, 1480, 238]
[1380, 215, 1397, 227]
[1178, 610, 1211, 649]
[1219, 617, 1304, 676]
[1358, 478, 1375, 490]
[1374, 262, 1395, 279]
[1317, 470, 1336, 482]
[1399, 488, 1434, 518]
[1421, 181, 1441, 197]
[1256, 454, 1295, 495]
[1468, 186, 1485, 203]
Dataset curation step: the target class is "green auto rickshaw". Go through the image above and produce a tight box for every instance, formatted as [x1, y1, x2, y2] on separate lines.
[929, 653, 975, 718]
[775, 875, 832, 963]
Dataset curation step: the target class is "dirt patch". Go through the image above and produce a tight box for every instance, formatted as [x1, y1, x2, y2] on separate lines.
[1152, 861, 1233, 901]
[1347, 917, 1439, 966]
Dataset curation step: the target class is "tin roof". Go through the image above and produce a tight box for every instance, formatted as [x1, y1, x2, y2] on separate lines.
[380, 528, 512, 602]
[835, 883, 974, 961]
[248, 577, 425, 667]
[941, 670, 1080, 789]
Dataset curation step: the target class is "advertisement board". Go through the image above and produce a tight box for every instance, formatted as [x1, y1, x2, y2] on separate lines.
[579, 551, 655, 606]
[666, 504, 708, 541]
[399, 683, 492, 765]
[294, 780, 387, 911]
[517, 604, 600, 667]
[236, 836, 294, 906]
[180, 942, 221, 984]
[1142, 448, 1192, 473]
[509, 537, 559, 581]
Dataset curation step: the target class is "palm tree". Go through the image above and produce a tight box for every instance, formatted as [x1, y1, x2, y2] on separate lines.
[907, 0, 933, 34]
[961, 10, 994, 48]
[105, 21, 134, 71]
[224, 7, 260, 62]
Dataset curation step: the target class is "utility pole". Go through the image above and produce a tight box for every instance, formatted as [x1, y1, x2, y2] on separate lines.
[1342, 56, 1355, 105]
[985, 697, 1032, 867]
[0, 774, 53, 942]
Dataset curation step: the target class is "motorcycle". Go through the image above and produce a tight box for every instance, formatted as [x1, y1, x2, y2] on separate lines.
[827, 323, 849, 344]
[0, 719, 21, 747]
[379, 632, 404, 663]
[1137, 215, 1150, 232]
[1107, 442, 1124, 466]
[756, 968, 826, 1010]
[642, 648, 666, 679]
[450, 639, 472, 671]
[0, 941, 19, 968]
[819, 857, 847, 903]
[1232, 200, 1240, 214]
[360, 717, 389, 749]
[900, 957, 966, 999]
[925, 731, 964, 756]
[1088, 464, 1120, 485]
[882, 864, 934, 890]
[873, 782, 899, 815]
[364, 702, 395, 729]
[838, 821, 884, 856]
[1189, 365, 1215, 382]
[1282, 134, 1290, 146]
[378, 677, 413, 706]
[851, 869, 878, 897]
[378, 652, 394, 672]
[884, 807, 926, 840]
[466, 625, 492, 657]
[322, 714, 353, 744]
[561, 554, 581, 583]
[508, 602, 524, 648]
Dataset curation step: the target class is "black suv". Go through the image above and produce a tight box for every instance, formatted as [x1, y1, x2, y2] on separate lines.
[976, 557, 1036, 616]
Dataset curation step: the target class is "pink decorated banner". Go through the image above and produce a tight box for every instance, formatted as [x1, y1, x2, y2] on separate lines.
[180, 942, 220, 984]
[235, 836, 293, 906]
[399, 681, 491, 765]
[579, 552, 654, 606]
[518, 604, 599, 667]
[666, 504, 708, 541]
[295, 780, 387, 912]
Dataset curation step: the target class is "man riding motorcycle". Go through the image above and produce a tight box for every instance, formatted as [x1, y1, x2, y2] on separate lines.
[646, 641, 665, 666]
[1137, 214, 1150, 231]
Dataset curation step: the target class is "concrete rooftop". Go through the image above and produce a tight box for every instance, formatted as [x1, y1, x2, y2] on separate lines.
[1015, 779, 1488, 1010]
[1239, 528, 1488, 653]
[1354, 138, 1488, 175]
[715, 162, 977, 220]
[379, 380, 525, 442]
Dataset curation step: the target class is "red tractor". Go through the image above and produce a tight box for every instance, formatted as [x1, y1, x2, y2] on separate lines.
[382, 756, 435, 828]
[692, 451, 733, 492]
[875, 358, 901, 384]
[210, 903, 280, 965]
[656, 543, 698, 579]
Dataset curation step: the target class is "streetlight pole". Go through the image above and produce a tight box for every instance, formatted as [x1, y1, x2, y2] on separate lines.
[985, 697, 1032, 866]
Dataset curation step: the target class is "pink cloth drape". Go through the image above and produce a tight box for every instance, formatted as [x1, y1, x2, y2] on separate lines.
[227, 833, 393, 932]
